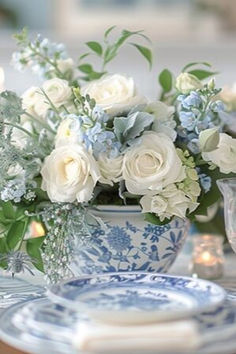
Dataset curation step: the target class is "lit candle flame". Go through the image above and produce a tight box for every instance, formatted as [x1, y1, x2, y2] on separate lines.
[201, 251, 212, 262]
[197, 250, 216, 266]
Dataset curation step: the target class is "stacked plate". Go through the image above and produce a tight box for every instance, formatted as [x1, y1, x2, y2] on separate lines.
[0, 276, 44, 310]
[1, 272, 236, 353]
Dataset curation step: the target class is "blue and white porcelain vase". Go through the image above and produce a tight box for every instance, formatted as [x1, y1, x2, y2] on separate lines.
[70, 205, 189, 276]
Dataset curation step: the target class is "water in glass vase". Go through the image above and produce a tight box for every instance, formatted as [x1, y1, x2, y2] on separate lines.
[217, 178, 236, 253]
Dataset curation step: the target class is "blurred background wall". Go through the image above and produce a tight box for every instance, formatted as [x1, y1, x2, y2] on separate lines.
[0, 0, 236, 97]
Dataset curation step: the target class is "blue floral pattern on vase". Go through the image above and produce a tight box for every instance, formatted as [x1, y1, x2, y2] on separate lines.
[70, 207, 189, 276]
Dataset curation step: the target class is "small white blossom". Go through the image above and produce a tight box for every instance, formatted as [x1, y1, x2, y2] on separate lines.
[176, 73, 203, 94]
[141, 184, 199, 221]
[202, 133, 236, 174]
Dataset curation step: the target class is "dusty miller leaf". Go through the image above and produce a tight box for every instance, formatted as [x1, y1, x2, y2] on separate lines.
[114, 112, 153, 143]
[0, 91, 23, 122]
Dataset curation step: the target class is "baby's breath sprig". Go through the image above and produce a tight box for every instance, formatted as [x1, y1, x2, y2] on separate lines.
[12, 28, 72, 82]
[39, 203, 94, 283]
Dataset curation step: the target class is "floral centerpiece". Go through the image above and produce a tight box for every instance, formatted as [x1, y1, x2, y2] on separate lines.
[0, 28, 235, 282]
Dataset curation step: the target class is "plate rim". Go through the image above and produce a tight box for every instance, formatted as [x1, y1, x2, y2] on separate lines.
[2, 296, 236, 354]
[47, 272, 226, 319]
[0, 298, 72, 354]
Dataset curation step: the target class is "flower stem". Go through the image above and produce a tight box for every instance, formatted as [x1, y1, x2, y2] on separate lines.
[24, 112, 56, 134]
[3, 122, 35, 138]
[29, 43, 65, 79]
[17, 219, 29, 251]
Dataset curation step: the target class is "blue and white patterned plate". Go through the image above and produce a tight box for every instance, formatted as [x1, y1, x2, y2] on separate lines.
[0, 276, 44, 311]
[48, 272, 226, 324]
[1, 297, 236, 354]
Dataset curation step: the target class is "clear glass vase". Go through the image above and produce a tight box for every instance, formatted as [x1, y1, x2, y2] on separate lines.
[217, 178, 236, 253]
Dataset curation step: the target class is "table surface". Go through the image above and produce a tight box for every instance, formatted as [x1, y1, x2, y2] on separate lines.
[1, 248, 236, 354]
[0, 341, 26, 354]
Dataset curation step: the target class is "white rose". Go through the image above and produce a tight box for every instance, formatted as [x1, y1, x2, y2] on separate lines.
[141, 194, 168, 216]
[81, 74, 146, 116]
[22, 86, 43, 116]
[98, 153, 123, 186]
[35, 78, 72, 117]
[122, 131, 185, 195]
[41, 144, 100, 203]
[55, 116, 82, 147]
[57, 58, 74, 75]
[141, 184, 198, 221]
[0, 67, 5, 92]
[202, 133, 236, 174]
[175, 73, 203, 94]
[220, 83, 236, 112]
[180, 179, 201, 202]
[21, 86, 49, 118]
[11, 121, 33, 149]
[146, 101, 176, 141]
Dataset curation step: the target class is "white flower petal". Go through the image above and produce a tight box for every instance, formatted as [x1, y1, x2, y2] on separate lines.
[81, 74, 146, 117]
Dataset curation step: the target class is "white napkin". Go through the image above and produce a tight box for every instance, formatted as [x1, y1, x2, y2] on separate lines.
[73, 319, 200, 353]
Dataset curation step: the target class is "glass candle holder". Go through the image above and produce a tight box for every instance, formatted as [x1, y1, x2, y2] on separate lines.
[190, 234, 224, 280]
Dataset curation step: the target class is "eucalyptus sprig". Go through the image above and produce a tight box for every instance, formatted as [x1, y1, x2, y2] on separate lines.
[78, 27, 153, 81]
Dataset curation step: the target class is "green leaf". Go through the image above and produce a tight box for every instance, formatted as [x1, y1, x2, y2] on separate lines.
[26, 236, 44, 272]
[78, 63, 106, 81]
[103, 46, 117, 65]
[78, 64, 93, 74]
[144, 213, 171, 226]
[0, 237, 8, 254]
[0, 238, 8, 268]
[188, 69, 218, 80]
[193, 209, 225, 236]
[78, 52, 90, 61]
[104, 29, 150, 66]
[86, 41, 103, 56]
[104, 25, 116, 39]
[34, 188, 49, 202]
[120, 29, 151, 44]
[88, 71, 105, 80]
[130, 43, 152, 69]
[0, 210, 12, 225]
[182, 61, 212, 72]
[116, 29, 141, 47]
[193, 167, 234, 217]
[159, 69, 173, 93]
[81, 71, 106, 82]
[1, 201, 15, 220]
[13, 27, 28, 45]
[6, 220, 27, 249]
